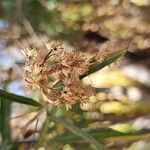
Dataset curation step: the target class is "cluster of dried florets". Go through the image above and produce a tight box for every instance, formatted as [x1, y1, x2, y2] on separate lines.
[22, 41, 94, 109]
[22, 40, 127, 109]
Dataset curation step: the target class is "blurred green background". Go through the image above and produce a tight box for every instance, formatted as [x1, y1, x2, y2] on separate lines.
[0, 0, 150, 150]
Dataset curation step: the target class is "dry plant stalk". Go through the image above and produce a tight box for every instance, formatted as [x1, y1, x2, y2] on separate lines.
[22, 40, 127, 109]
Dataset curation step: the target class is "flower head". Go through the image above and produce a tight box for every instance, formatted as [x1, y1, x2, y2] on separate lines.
[23, 40, 127, 109]
[23, 41, 93, 109]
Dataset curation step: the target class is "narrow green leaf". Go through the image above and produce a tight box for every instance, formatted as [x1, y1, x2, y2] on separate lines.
[80, 50, 126, 79]
[0, 89, 41, 107]
[50, 128, 150, 145]
[48, 114, 106, 150]
[50, 128, 132, 143]
[0, 97, 11, 144]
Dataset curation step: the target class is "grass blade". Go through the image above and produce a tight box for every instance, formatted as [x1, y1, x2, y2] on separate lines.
[50, 128, 150, 144]
[50, 128, 132, 143]
[0, 89, 41, 107]
[48, 114, 106, 150]
[0, 97, 11, 144]
[80, 50, 126, 79]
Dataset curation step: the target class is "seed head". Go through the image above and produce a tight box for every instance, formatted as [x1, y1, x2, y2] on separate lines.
[23, 41, 93, 109]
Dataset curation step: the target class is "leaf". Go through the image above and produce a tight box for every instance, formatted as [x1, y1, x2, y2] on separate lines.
[50, 128, 150, 144]
[0, 89, 41, 107]
[50, 127, 131, 143]
[48, 114, 106, 150]
[80, 50, 126, 79]
[0, 97, 11, 144]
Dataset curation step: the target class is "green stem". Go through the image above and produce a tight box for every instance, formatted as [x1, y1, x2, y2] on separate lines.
[0, 97, 11, 143]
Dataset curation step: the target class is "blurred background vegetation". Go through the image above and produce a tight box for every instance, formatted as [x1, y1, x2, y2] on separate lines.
[0, 0, 150, 150]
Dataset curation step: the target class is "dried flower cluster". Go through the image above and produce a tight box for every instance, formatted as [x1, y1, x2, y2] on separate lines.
[22, 40, 125, 109]
[23, 41, 93, 108]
